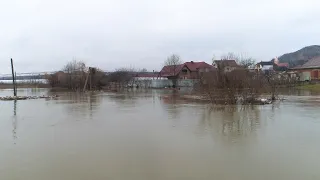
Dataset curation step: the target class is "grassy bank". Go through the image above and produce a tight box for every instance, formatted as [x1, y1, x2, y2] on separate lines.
[295, 84, 320, 91]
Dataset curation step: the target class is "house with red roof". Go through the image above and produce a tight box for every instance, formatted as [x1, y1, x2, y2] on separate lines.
[273, 57, 289, 71]
[290, 56, 320, 81]
[276, 63, 289, 68]
[255, 58, 289, 73]
[159, 61, 215, 80]
[275, 63, 289, 71]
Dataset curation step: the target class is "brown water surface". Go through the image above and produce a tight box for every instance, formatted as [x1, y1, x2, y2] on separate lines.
[1, 88, 320, 180]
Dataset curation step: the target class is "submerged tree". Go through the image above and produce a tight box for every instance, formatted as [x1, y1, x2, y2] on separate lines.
[106, 68, 134, 88]
[221, 52, 256, 68]
[139, 68, 148, 72]
[45, 60, 107, 91]
[164, 54, 183, 87]
[197, 53, 263, 105]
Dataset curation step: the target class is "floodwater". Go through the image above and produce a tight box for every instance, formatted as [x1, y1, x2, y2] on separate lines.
[1, 88, 320, 180]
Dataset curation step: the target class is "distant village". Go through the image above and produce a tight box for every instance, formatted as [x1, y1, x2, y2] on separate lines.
[41, 54, 314, 91]
[116, 55, 319, 88]
[2, 52, 319, 104]
[2, 51, 319, 92]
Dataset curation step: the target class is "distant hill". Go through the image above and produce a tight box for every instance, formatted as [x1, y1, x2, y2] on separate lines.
[277, 45, 320, 67]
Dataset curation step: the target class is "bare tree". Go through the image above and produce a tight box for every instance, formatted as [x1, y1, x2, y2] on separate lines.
[45, 73, 59, 87]
[221, 52, 255, 68]
[63, 60, 87, 90]
[221, 52, 238, 61]
[140, 68, 148, 72]
[197, 68, 264, 105]
[164, 54, 183, 87]
[211, 54, 219, 66]
[106, 68, 135, 89]
[89, 68, 108, 90]
[212, 54, 216, 60]
[236, 53, 256, 68]
[165, 54, 182, 75]
[238, 57, 255, 68]
[194, 53, 262, 104]
[45, 60, 107, 91]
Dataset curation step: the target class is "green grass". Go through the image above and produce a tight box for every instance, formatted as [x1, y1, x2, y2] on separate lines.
[296, 84, 320, 91]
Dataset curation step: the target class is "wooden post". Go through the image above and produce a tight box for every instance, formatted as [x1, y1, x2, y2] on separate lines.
[14, 100, 17, 116]
[14, 72, 17, 94]
[10, 58, 17, 96]
[89, 67, 92, 91]
[83, 70, 90, 92]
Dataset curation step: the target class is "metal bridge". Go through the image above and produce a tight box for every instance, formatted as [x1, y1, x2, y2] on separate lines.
[0, 72, 57, 80]
[0, 71, 110, 80]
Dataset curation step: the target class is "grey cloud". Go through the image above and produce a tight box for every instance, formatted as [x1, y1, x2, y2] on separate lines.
[1, 0, 320, 73]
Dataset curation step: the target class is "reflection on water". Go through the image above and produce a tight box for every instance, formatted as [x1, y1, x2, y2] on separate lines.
[12, 100, 17, 144]
[53, 92, 102, 119]
[161, 97, 182, 119]
[278, 88, 320, 96]
[1, 88, 320, 179]
[196, 105, 263, 144]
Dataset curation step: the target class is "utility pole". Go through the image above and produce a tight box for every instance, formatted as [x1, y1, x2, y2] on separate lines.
[89, 67, 92, 91]
[83, 69, 90, 92]
[10, 58, 17, 96]
[15, 72, 17, 94]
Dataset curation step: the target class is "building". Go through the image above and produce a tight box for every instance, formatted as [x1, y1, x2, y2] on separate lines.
[133, 72, 162, 80]
[159, 61, 214, 79]
[275, 63, 289, 71]
[212, 60, 239, 72]
[255, 60, 289, 74]
[273, 57, 289, 71]
[290, 56, 320, 81]
[255, 61, 274, 72]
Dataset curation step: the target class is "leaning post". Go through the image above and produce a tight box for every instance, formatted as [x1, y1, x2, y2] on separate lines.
[10, 58, 17, 96]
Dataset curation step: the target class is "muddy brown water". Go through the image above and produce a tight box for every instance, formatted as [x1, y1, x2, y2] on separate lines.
[1, 88, 320, 180]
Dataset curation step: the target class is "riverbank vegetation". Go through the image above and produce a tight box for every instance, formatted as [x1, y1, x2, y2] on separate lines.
[295, 83, 320, 91]
[0, 83, 50, 89]
[45, 60, 108, 91]
[13, 54, 297, 104]
[196, 59, 296, 105]
[45, 60, 144, 91]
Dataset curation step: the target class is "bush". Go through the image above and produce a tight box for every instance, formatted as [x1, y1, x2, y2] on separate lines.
[45, 60, 107, 91]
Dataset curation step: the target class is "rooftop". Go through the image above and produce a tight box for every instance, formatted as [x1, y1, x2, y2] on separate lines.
[159, 61, 214, 77]
[159, 64, 185, 77]
[292, 56, 320, 69]
[257, 61, 273, 66]
[184, 61, 214, 71]
[277, 63, 289, 68]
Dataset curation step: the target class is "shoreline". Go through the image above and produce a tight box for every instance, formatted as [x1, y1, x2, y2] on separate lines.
[0, 83, 50, 89]
[295, 83, 320, 91]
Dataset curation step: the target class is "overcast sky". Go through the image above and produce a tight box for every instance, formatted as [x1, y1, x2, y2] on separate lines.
[0, 0, 320, 74]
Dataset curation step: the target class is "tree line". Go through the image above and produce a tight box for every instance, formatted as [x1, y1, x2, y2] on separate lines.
[45, 60, 151, 91]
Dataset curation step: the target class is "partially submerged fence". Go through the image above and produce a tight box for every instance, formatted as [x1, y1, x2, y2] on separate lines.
[149, 79, 197, 88]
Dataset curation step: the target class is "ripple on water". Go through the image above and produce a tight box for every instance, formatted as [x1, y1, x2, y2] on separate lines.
[1, 89, 320, 179]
